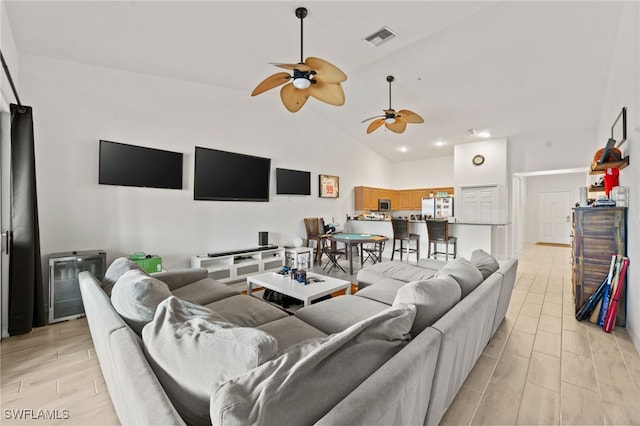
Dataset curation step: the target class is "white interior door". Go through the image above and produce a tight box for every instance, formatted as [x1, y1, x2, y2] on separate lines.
[537, 191, 571, 244]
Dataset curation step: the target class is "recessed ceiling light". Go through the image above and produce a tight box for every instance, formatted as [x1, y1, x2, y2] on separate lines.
[435, 140, 447, 146]
[398, 146, 408, 153]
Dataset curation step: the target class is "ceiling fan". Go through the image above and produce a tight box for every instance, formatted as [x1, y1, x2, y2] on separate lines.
[362, 76, 424, 134]
[251, 7, 347, 113]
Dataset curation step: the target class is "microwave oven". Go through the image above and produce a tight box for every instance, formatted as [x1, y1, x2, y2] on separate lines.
[378, 198, 391, 211]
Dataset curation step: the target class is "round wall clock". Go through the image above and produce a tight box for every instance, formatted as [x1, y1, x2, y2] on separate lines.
[472, 154, 485, 166]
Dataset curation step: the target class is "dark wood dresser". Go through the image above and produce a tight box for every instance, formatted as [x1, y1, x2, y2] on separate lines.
[572, 207, 627, 326]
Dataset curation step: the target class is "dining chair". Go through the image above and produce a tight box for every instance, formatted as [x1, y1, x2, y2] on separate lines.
[361, 240, 386, 265]
[321, 238, 346, 273]
[304, 218, 327, 263]
[390, 218, 420, 263]
[425, 219, 457, 260]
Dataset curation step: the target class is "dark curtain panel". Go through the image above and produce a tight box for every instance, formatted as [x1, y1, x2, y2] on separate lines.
[8, 104, 45, 335]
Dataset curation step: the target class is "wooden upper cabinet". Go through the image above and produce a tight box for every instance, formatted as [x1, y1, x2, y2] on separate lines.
[355, 186, 454, 211]
[412, 188, 431, 209]
[397, 190, 413, 210]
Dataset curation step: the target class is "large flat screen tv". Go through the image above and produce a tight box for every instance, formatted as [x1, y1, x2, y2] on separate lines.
[194, 147, 271, 201]
[276, 168, 311, 195]
[99, 140, 183, 189]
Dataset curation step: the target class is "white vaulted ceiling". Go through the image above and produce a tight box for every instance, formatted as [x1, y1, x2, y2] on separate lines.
[3, 1, 625, 162]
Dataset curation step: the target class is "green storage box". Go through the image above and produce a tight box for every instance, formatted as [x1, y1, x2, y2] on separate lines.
[129, 253, 162, 273]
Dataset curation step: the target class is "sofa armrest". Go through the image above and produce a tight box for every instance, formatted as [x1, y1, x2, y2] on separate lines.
[152, 268, 207, 291]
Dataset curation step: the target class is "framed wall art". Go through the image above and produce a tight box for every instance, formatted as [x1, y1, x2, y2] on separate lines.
[319, 174, 339, 198]
[611, 106, 627, 147]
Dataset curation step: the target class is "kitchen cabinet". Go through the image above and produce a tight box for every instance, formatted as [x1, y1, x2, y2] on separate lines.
[397, 190, 413, 210]
[572, 207, 626, 326]
[354, 186, 454, 211]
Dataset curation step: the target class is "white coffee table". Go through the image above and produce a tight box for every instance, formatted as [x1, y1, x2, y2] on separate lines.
[247, 271, 351, 307]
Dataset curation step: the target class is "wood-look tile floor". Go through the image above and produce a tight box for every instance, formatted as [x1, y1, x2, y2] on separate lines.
[441, 244, 640, 426]
[1, 244, 638, 425]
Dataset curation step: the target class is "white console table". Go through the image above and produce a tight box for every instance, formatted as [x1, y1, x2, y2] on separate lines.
[191, 246, 285, 283]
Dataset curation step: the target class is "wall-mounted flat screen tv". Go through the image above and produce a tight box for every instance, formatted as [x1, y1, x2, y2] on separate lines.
[194, 147, 271, 201]
[276, 168, 311, 195]
[99, 140, 183, 189]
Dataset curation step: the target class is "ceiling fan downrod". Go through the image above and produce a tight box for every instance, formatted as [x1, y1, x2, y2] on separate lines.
[387, 75, 394, 110]
[296, 7, 307, 64]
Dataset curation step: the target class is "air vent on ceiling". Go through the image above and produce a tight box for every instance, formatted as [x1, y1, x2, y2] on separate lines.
[363, 26, 398, 47]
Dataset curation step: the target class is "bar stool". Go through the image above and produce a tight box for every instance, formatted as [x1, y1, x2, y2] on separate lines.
[391, 218, 420, 264]
[426, 219, 457, 260]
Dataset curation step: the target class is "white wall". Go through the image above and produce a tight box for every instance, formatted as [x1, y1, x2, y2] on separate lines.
[454, 138, 509, 223]
[18, 54, 394, 274]
[392, 155, 454, 189]
[595, 1, 639, 349]
[523, 172, 587, 242]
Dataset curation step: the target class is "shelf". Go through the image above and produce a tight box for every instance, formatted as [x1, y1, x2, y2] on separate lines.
[589, 157, 629, 174]
[192, 247, 285, 283]
[588, 185, 605, 193]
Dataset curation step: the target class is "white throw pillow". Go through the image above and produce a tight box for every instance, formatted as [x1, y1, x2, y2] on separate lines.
[102, 257, 146, 296]
[393, 276, 461, 336]
[210, 304, 416, 425]
[434, 257, 484, 298]
[143, 297, 278, 426]
[110, 269, 171, 334]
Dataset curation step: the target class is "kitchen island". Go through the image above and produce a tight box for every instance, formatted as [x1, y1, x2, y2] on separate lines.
[346, 218, 510, 261]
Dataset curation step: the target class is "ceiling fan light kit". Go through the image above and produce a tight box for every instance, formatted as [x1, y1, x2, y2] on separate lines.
[251, 7, 347, 113]
[362, 75, 424, 134]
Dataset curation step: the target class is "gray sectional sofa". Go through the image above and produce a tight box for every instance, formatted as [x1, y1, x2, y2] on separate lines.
[79, 250, 517, 425]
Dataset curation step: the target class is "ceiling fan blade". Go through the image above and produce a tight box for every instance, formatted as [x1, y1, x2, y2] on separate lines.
[366, 118, 385, 134]
[308, 80, 345, 106]
[305, 57, 347, 83]
[385, 119, 407, 133]
[251, 72, 292, 96]
[397, 109, 424, 123]
[271, 62, 312, 72]
[361, 114, 385, 124]
[280, 83, 310, 112]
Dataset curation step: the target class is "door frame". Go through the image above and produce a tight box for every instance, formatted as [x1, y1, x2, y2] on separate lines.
[1, 98, 11, 338]
[512, 168, 589, 255]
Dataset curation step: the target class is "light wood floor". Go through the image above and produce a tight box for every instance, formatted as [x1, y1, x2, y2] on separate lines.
[1, 244, 639, 425]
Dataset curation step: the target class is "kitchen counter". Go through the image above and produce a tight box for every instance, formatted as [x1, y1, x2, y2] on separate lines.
[346, 219, 511, 260]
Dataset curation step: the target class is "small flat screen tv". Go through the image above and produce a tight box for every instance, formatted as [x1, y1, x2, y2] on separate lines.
[194, 147, 271, 201]
[99, 140, 183, 189]
[276, 168, 311, 195]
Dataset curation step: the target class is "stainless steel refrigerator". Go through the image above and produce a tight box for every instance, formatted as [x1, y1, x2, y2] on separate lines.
[422, 197, 454, 219]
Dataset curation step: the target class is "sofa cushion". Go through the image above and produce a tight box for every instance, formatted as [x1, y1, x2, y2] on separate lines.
[257, 316, 328, 352]
[470, 249, 500, 280]
[357, 261, 440, 288]
[434, 257, 484, 298]
[143, 297, 278, 426]
[110, 269, 172, 334]
[355, 277, 407, 305]
[102, 257, 146, 296]
[204, 294, 288, 327]
[393, 276, 461, 336]
[295, 295, 389, 334]
[171, 277, 240, 305]
[210, 304, 416, 426]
